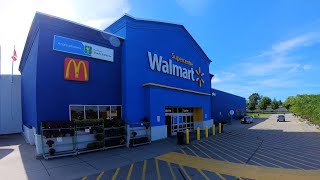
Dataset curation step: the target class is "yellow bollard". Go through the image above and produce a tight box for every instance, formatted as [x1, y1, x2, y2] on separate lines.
[186, 129, 189, 144]
[219, 123, 222, 134]
[205, 126, 208, 138]
[197, 127, 200, 140]
[212, 124, 215, 135]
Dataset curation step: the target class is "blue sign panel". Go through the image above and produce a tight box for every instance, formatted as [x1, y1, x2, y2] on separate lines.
[53, 35, 114, 62]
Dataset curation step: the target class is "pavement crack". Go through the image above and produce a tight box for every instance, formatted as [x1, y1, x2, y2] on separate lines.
[246, 139, 264, 164]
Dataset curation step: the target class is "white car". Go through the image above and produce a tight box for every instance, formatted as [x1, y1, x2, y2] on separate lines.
[241, 116, 253, 124]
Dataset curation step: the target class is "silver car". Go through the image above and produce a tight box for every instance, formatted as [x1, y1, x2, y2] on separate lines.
[241, 116, 253, 124]
[277, 115, 286, 122]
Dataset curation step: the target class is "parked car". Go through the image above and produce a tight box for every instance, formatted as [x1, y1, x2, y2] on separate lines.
[241, 116, 253, 124]
[277, 115, 286, 122]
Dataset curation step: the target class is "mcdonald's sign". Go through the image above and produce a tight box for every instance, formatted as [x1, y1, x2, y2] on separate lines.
[64, 58, 89, 81]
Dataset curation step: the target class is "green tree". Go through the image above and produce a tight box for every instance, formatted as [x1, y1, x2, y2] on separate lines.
[271, 98, 279, 110]
[278, 100, 283, 106]
[248, 93, 261, 111]
[259, 96, 272, 112]
[283, 96, 295, 110]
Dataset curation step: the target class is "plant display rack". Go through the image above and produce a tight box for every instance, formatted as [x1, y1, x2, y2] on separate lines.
[40, 121, 76, 159]
[40, 119, 130, 159]
[104, 119, 126, 149]
[127, 122, 151, 147]
[75, 119, 105, 154]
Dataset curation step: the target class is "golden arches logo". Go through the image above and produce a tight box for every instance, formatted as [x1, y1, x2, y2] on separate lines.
[64, 58, 89, 81]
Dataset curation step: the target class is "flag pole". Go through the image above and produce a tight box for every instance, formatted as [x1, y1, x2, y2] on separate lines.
[11, 45, 14, 83]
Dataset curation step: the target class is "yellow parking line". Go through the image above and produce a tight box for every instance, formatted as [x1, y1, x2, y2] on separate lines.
[208, 139, 264, 166]
[262, 148, 320, 167]
[204, 140, 247, 163]
[179, 164, 191, 180]
[96, 171, 104, 180]
[185, 146, 199, 157]
[255, 151, 302, 169]
[126, 164, 134, 180]
[81, 176, 87, 180]
[201, 141, 243, 163]
[197, 143, 227, 161]
[142, 160, 147, 180]
[215, 172, 226, 180]
[192, 144, 212, 159]
[197, 168, 210, 180]
[112, 168, 120, 180]
[155, 159, 161, 180]
[180, 148, 187, 154]
[157, 152, 320, 180]
[167, 161, 176, 180]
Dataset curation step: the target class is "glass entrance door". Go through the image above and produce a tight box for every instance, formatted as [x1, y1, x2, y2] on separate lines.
[165, 107, 194, 136]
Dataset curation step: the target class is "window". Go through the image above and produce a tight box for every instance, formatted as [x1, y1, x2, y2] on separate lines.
[69, 105, 121, 120]
[70, 106, 84, 120]
[85, 106, 98, 119]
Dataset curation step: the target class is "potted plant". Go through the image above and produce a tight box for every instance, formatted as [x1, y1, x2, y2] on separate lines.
[95, 134, 104, 141]
[142, 117, 150, 129]
[49, 148, 56, 156]
[132, 131, 137, 138]
[52, 130, 61, 137]
[43, 130, 52, 138]
[46, 140, 55, 147]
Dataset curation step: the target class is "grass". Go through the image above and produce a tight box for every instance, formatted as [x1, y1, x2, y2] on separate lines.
[246, 113, 271, 118]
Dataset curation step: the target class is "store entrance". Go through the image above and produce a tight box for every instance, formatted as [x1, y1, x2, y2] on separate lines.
[165, 107, 194, 136]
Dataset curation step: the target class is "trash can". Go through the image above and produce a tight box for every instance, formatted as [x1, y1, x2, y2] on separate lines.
[177, 132, 185, 145]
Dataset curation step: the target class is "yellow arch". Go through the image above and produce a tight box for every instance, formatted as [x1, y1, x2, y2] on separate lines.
[65, 59, 88, 80]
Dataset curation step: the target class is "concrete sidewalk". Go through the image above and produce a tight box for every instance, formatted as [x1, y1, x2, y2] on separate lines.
[0, 134, 182, 180]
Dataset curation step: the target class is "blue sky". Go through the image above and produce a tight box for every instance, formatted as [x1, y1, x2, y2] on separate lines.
[1, 0, 319, 100]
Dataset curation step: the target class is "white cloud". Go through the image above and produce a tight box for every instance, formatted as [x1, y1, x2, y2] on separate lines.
[176, 0, 209, 16]
[0, 0, 130, 74]
[240, 33, 319, 76]
[303, 64, 312, 71]
[211, 71, 235, 84]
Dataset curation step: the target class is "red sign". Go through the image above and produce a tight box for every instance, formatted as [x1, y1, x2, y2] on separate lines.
[64, 58, 89, 81]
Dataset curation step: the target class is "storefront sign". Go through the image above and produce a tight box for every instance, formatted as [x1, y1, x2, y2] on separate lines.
[148, 51, 205, 87]
[53, 35, 114, 62]
[64, 58, 89, 82]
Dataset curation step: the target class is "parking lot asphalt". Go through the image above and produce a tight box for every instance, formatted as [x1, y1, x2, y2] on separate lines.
[1, 114, 319, 180]
[78, 114, 320, 180]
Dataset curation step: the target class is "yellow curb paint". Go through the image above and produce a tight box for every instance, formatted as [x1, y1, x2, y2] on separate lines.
[155, 159, 161, 180]
[167, 161, 176, 180]
[126, 164, 134, 180]
[96, 171, 104, 180]
[142, 160, 147, 180]
[81, 176, 87, 180]
[112, 168, 120, 180]
[179, 164, 191, 180]
[156, 152, 320, 180]
[197, 168, 210, 180]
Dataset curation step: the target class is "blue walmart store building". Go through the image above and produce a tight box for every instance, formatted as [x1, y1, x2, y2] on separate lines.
[20, 13, 246, 153]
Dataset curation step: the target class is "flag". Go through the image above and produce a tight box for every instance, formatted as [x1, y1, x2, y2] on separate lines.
[12, 48, 17, 61]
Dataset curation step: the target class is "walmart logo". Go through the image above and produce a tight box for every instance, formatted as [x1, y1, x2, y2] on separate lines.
[84, 45, 92, 55]
[195, 67, 204, 87]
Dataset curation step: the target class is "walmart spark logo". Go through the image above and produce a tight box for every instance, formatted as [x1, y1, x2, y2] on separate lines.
[195, 67, 204, 87]
[84, 45, 92, 55]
